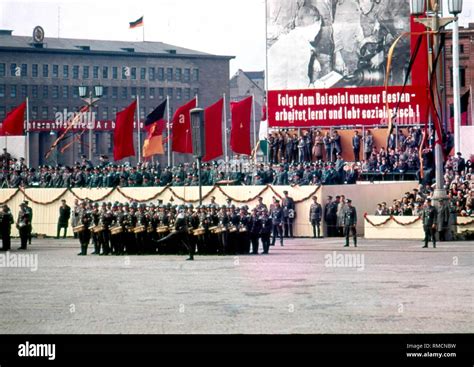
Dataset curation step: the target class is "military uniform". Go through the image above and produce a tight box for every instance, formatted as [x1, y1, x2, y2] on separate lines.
[77, 207, 92, 255]
[343, 201, 357, 247]
[422, 202, 438, 248]
[282, 194, 296, 238]
[248, 212, 262, 254]
[0, 207, 14, 251]
[270, 204, 284, 246]
[309, 200, 322, 238]
[57, 203, 71, 239]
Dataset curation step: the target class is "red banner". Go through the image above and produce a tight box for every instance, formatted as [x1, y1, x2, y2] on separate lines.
[267, 85, 428, 128]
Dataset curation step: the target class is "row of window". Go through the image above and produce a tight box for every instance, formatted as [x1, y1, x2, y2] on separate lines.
[0, 105, 177, 120]
[0, 63, 199, 82]
[0, 85, 199, 101]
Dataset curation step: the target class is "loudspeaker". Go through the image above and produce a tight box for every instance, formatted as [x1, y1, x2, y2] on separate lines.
[190, 108, 206, 158]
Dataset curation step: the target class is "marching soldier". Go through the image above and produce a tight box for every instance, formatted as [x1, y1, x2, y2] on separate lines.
[422, 198, 438, 248]
[248, 208, 262, 254]
[309, 196, 322, 238]
[57, 199, 71, 239]
[343, 199, 357, 248]
[100, 203, 114, 255]
[270, 200, 284, 247]
[17, 203, 31, 250]
[0, 205, 13, 251]
[282, 190, 296, 238]
[77, 201, 92, 255]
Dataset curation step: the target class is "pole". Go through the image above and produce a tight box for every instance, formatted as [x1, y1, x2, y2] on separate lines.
[252, 94, 257, 149]
[167, 95, 171, 167]
[198, 157, 202, 206]
[142, 17, 145, 42]
[26, 97, 30, 166]
[223, 93, 228, 163]
[88, 92, 92, 162]
[136, 95, 141, 163]
[452, 15, 461, 154]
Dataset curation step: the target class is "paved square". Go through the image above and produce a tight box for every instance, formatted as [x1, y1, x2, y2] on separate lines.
[0, 237, 472, 334]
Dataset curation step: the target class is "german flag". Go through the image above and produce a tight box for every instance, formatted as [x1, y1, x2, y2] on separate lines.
[129, 16, 144, 29]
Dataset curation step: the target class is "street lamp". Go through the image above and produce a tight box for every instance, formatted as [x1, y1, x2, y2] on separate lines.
[409, 0, 456, 203]
[78, 85, 103, 161]
[447, 0, 463, 155]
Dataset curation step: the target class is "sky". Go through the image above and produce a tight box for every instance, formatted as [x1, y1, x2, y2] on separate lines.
[0, 0, 473, 76]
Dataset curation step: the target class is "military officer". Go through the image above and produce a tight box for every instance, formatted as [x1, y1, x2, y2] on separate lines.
[248, 208, 262, 254]
[0, 205, 14, 251]
[260, 209, 273, 254]
[77, 201, 92, 255]
[17, 203, 31, 250]
[309, 196, 322, 238]
[282, 190, 296, 238]
[422, 198, 438, 248]
[343, 199, 357, 248]
[270, 200, 284, 247]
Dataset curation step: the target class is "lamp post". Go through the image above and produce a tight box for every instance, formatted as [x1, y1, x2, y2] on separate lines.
[409, 0, 457, 203]
[448, 0, 464, 155]
[78, 85, 103, 162]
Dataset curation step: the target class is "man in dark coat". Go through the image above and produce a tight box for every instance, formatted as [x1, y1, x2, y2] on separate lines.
[0, 205, 14, 251]
[57, 199, 71, 239]
[422, 198, 438, 248]
[282, 190, 296, 238]
[309, 196, 322, 238]
[343, 199, 357, 247]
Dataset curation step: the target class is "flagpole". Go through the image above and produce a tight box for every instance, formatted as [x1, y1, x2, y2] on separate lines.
[223, 93, 228, 163]
[167, 95, 171, 167]
[142, 16, 145, 42]
[252, 94, 257, 150]
[26, 97, 30, 167]
[137, 95, 141, 163]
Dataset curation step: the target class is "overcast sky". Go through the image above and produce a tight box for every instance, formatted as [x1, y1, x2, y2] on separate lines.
[0, 0, 472, 77]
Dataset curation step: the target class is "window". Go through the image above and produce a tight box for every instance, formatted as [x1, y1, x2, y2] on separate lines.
[122, 67, 128, 79]
[21, 85, 28, 98]
[10, 85, 17, 98]
[52, 85, 59, 99]
[102, 66, 109, 79]
[149, 87, 155, 99]
[112, 87, 118, 99]
[32, 64, 38, 77]
[131, 67, 137, 80]
[112, 107, 118, 116]
[166, 67, 173, 81]
[102, 87, 108, 98]
[140, 68, 146, 80]
[62, 86, 68, 99]
[102, 107, 108, 120]
[450, 67, 467, 88]
[193, 68, 199, 82]
[176, 88, 182, 100]
[0, 85, 4, 98]
[73, 65, 79, 79]
[21, 64, 27, 77]
[0, 106, 5, 119]
[140, 87, 146, 99]
[83, 65, 89, 79]
[131, 87, 137, 98]
[167, 88, 173, 99]
[42, 85, 48, 98]
[107, 132, 113, 153]
[112, 67, 118, 79]
[0, 63, 5, 77]
[94, 133, 100, 154]
[140, 107, 146, 119]
[460, 44, 465, 54]
[11, 63, 17, 76]
[93, 66, 99, 79]
[149, 67, 155, 81]
[175, 68, 182, 81]
[72, 86, 79, 98]
[63, 65, 69, 79]
[52, 64, 59, 78]
[52, 106, 59, 117]
[158, 88, 164, 99]
[184, 68, 191, 82]
[121, 87, 128, 99]
[184, 88, 191, 100]
[41, 106, 48, 119]
[31, 106, 38, 119]
[157, 67, 164, 81]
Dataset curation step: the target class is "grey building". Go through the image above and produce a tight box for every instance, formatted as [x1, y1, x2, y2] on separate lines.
[0, 28, 233, 167]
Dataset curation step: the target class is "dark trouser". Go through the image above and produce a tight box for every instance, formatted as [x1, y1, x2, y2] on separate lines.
[365, 151, 371, 161]
[325, 148, 331, 162]
[261, 234, 270, 253]
[353, 148, 360, 162]
[1, 231, 11, 250]
[250, 233, 260, 254]
[238, 232, 250, 254]
[326, 219, 336, 237]
[217, 232, 228, 255]
[57, 222, 68, 238]
[28, 226, 32, 245]
[92, 232, 100, 254]
[344, 225, 357, 246]
[311, 219, 321, 238]
[101, 230, 111, 255]
[19, 227, 29, 249]
[111, 232, 123, 255]
[283, 218, 294, 238]
[155, 231, 194, 258]
[78, 229, 91, 255]
[424, 225, 436, 247]
[271, 224, 283, 246]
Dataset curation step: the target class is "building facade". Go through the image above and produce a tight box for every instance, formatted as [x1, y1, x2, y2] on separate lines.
[0, 28, 233, 167]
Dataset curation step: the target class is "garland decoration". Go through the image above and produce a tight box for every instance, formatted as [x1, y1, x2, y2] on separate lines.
[364, 213, 421, 227]
[0, 189, 20, 205]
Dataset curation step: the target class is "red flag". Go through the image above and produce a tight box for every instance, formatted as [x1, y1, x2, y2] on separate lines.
[203, 98, 223, 162]
[230, 96, 252, 156]
[113, 101, 136, 161]
[1, 101, 26, 136]
[171, 98, 196, 154]
[143, 120, 165, 157]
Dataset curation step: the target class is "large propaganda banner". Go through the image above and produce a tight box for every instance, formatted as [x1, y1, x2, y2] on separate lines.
[266, 0, 429, 128]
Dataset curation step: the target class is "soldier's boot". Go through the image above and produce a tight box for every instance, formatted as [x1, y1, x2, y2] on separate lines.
[82, 244, 88, 256]
[354, 237, 357, 248]
[433, 241, 436, 249]
[422, 242, 428, 248]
